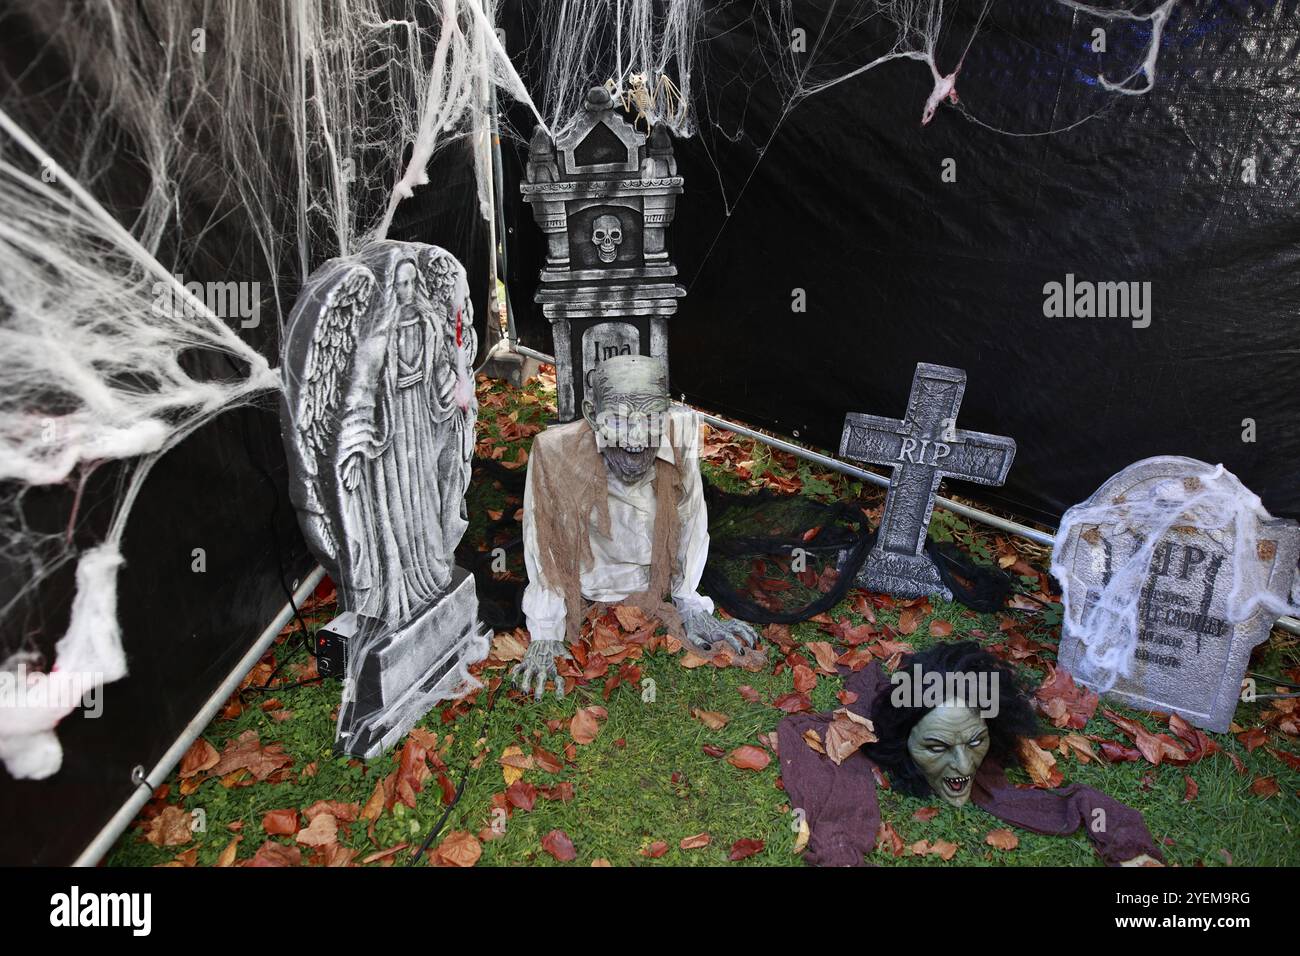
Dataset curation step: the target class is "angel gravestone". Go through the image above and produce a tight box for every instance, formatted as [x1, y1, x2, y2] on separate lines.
[1054, 457, 1299, 733]
[840, 363, 1016, 600]
[280, 241, 489, 758]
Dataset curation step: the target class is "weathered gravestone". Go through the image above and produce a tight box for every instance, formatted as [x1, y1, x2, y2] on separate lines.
[1054, 456, 1299, 733]
[520, 85, 684, 422]
[840, 363, 1016, 600]
[280, 240, 490, 758]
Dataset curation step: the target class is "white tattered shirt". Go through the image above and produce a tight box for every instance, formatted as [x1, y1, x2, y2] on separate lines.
[521, 407, 714, 643]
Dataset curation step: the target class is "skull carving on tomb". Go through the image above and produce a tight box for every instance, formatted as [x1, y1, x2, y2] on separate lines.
[592, 214, 623, 263]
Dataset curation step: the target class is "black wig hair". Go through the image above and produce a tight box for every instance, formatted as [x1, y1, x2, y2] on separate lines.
[863, 641, 1041, 797]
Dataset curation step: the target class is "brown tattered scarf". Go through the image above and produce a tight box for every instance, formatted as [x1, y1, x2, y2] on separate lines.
[527, 418, 687, 644]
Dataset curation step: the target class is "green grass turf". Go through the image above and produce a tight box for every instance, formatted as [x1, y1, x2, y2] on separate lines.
[106, 373, 1300, 867]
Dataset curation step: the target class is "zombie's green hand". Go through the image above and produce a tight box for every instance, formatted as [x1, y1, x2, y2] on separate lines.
[680, 606, 759, 656]
[511, 639, 570, 701]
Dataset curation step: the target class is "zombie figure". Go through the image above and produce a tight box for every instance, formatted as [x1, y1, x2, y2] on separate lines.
[513, 354, 757, 698]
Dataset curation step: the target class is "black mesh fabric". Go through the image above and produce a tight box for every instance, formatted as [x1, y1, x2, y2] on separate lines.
[459, 462, 1013, 630]
[699, 485, 1012, 622]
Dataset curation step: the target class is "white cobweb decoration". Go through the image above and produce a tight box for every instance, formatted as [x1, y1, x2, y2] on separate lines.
[1051, 461, 1300, 693]
[509, 0, 1178, 220]
[0, 0, 540, 779]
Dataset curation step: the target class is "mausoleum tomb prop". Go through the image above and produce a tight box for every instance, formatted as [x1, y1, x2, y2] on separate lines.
[521, 86, 684, 423]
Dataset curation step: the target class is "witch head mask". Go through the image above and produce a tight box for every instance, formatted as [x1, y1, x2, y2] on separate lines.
[865, 641, 1039, 807]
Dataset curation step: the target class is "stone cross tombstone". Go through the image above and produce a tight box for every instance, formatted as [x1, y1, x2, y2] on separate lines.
[280, 240, 490, 758]
[1055, 456, 1300, 733]
[839, 363, 1017, 600]
[521, 85, 684, 421]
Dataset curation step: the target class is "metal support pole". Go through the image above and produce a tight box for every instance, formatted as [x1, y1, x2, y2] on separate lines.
[73, 567, 327, 866]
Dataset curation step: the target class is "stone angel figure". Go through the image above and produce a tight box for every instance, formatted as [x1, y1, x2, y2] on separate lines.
[281, 241, 478, 626]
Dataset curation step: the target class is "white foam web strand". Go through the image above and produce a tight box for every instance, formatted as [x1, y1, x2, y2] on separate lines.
[1051, 462, 1300, 694]
[518, 0, 703, 139]
[1053, 0, 1176, 96]
[504, 0, 1178, 241]
[0, 110, 277, 779]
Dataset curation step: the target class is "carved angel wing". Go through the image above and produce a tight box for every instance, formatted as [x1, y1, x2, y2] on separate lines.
[295, 265, 377, 476]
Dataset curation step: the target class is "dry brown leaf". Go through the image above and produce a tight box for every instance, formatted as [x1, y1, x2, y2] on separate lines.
[897, 607, 921, 636]
[876, 820, 904, 857]
[500, 745, 532, 785]
[679, 650, 711, 668]
[246, 840, 301, 867]
[359, 843, 408, 865]
[320, 844, 357, 867]
[727, 745, 771, 771]
[612, 605, 652, 632]
[296, 813, 338, 847]
[1061, 734, 1099, 764]
[930, 839, 959, 861]
[801, 728, 825, 754]
[692, 709, 730, 730]
[1237, 727, 1268, 752]
[361, 774, 391, 822]
[178, 738, 219, 779]
[491, 630, 529, 663]
[728, 838, 764, 861]
[215, 835, 242, 867]
[304, 800, 359, 823]
[541, 828, 577, 862]
[824, 708, 877, 764]
[985, 829, 1019, 851]
[1017, 737, 1062, 788]
[1034, 665, 1099, 730]
[1251, 776, 1280, 798]
[434, 831, 482, 867]
[570, 707, 604, 745]
[262, 808, 299, 836]
[805, 641, 839, 674]
[210, 730, 293, 782]
[792, 663, 818, 694]
[145, 806, 193, 847]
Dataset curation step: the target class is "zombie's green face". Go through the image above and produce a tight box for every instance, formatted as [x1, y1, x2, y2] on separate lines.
[906, 705, 990, 807]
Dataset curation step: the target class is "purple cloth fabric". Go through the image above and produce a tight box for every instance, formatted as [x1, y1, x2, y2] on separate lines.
[777, 663, 1163, 867]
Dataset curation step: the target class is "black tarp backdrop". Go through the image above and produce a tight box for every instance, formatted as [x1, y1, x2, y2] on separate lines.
[500, 0, 1300, 525]
[0, 9, 490, 863]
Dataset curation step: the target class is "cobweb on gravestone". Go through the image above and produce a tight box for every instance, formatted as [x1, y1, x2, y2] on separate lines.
[1050, 462, 1300, 694]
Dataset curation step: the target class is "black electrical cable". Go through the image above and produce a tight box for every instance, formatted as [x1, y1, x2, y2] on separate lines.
[407, 679, 504, 866]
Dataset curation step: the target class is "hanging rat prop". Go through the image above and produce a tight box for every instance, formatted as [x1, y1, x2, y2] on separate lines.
[513, 355, 758, 698]
[778, 641, 1162, 866]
